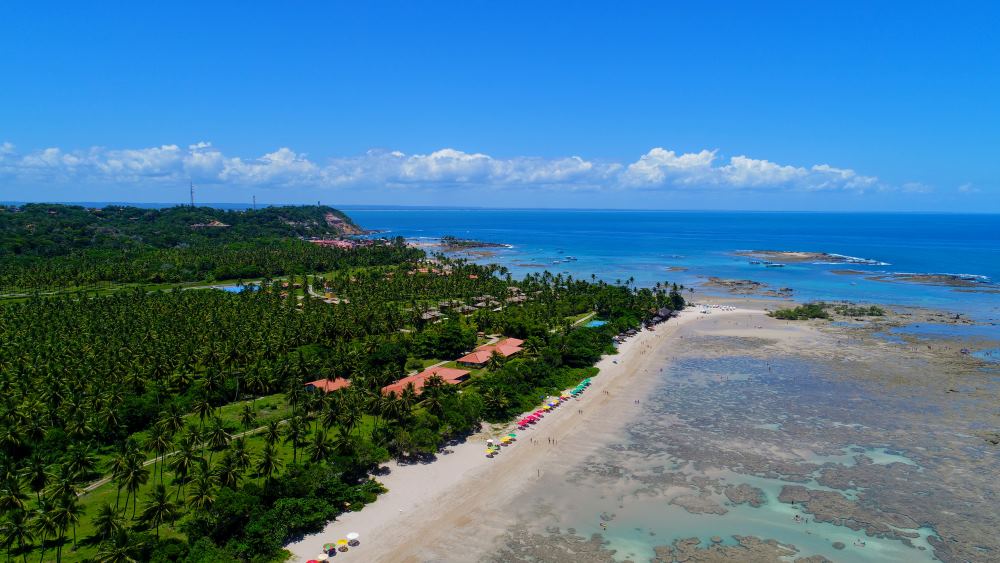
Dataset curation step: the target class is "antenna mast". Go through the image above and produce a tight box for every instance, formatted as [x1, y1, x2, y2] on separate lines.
[189, 181, 195, 208]
[253, 195, 256, 211]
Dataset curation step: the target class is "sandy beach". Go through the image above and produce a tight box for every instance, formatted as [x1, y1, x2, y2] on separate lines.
[287, 307, 754, 562]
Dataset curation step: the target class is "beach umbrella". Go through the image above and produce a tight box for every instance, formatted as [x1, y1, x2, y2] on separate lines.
[323, 543, 336, 552]
[317, 554, 329, 561]
[307, 560, 320, 563]
[337, 539, 348, 546]
[508, 433, 517, 438]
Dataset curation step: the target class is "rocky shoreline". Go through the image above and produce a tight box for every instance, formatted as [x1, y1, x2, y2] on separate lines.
[734, 250, 886, 265]
[700, 277, 794, 298]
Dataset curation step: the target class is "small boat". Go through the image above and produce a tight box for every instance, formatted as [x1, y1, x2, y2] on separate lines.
[765, 263, 785, 268]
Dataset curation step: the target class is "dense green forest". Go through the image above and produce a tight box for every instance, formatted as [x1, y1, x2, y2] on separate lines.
[0, 204, 684, 562]
[0, 204, 381, 292]
[0, 240, 420, 290]
[0, 204, 361, 257]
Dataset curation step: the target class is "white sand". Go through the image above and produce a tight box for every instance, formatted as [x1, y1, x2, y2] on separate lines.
[286, 307, 751, 562]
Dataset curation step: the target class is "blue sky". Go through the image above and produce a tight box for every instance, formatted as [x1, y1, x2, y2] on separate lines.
[1, 2, 998, 211]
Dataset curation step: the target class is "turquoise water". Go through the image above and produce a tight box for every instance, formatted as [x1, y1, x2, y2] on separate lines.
[585, 320, 608, 327]
[348, 208, 1000, 321]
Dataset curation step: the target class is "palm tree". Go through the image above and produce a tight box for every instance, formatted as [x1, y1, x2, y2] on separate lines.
[283, 417, 306, 464]
[19, 456, 47, 506]
[143, 425, 172, 487]
[263, 420, 282, 448]
[91, 503, 124, 542]
[63, 445, 97, 482]
[46, 506, 71, 562]
[0, 507, 32, 563]
[106, 451, 129, 511]
[332, 427, 357, 458]
[158, 404, 185, 436]
[95, 530, 139, 563]
[55, 495, 84, 550]
[214, 454, 242, 490]
[0, 482, 27, 514]
[30, 507, 58, 563]
[138, 485, 177, 539]
[320, 394, 341, 428]
[42, 464, 80, 506]
[120, 458, 149, 520]
[228, 439, 251, 473]
[308, 430, 332, 463]
[204, 419, 232, 467]
[187, 471, 215, 511]
[192, 395, 213, 430]
[238, 404, 257, 431]
[168, 437, 201, 502]
[255, 444, 282, 484]
[486, 350, 506, 372]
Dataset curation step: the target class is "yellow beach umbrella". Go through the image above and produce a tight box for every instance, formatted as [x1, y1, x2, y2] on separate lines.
[337, 539, 348, 546]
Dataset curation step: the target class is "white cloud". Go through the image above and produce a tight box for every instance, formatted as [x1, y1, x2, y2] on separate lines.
[0, 141, 895, 194]
[901, 182, 932, 194]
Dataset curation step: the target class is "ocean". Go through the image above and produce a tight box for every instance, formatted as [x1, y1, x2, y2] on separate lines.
[347, 208, 1000, 321]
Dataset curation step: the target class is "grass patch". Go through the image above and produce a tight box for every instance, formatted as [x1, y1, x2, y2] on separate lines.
[768, 303, 830, 320]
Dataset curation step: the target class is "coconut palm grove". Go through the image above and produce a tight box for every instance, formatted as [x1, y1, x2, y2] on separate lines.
[0, 203, 685, 562]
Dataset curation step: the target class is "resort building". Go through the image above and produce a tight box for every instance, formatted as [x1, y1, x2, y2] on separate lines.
[456, 337, 524, 368]
[381, 366, 471, 396]
[308, 238, 355, 249]
[304, 377, 351, 393]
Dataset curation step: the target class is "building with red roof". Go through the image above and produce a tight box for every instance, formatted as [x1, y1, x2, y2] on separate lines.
[304, 378, 351, 393]
[456, 337, 524, 368]
[381, 366, 471, 396]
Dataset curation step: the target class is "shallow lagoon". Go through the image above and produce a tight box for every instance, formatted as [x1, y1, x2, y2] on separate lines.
[500, 354, 949, 561]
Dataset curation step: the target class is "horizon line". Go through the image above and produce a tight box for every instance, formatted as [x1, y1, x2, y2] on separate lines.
[2, 200, 999, 216]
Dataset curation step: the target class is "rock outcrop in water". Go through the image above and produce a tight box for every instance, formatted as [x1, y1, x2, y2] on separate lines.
[652, 535, 830, 562]
[778, 485, 920, 540]
[724, 484, 766, 507]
